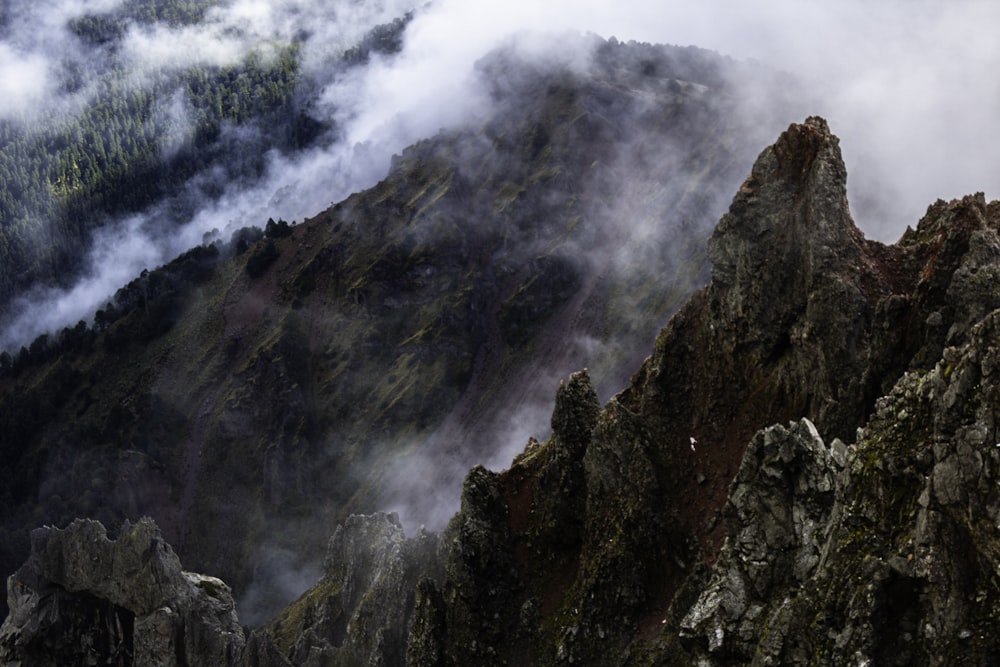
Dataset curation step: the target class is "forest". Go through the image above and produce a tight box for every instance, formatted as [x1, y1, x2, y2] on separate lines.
[0, 0, 409, 328]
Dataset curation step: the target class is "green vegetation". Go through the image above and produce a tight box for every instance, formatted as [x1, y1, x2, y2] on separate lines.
[0, 0, 412, 322]
[0, 39, 302, 309]
[267, 578, 342, 653]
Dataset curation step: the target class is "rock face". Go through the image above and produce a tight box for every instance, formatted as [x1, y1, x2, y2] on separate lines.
[389, 117, 1000, 664]
[679, 418, 848, 660]
[0, 517, 267, 666]
[705, 116, 876, 440]
[266, 512, 439, 666]
[681, 311, 1000, 665]
[8, 117, 1000, 665]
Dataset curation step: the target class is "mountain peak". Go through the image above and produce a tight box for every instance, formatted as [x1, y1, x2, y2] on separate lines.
[707, 115, 862, 295]
[771, 115, 837, 181]
[678, 117, 881, 443]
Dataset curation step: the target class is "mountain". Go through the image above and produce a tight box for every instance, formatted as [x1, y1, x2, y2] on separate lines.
[258, 117, 1000, 666]
[0, 37, 793, 624]
[7, 116, 1000, 665]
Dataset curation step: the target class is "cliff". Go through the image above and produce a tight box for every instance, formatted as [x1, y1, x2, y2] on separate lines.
[0, 518, 282, 666]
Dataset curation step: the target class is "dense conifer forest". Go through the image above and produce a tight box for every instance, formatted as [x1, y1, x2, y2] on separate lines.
[0, 0, 408, 320]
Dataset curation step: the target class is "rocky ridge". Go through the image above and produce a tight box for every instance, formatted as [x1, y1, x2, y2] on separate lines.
[6, 117, 1000, 665]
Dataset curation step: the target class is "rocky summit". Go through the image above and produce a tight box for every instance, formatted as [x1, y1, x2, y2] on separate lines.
[0, 517, 283, 666]
[6, 116, 1000, 666]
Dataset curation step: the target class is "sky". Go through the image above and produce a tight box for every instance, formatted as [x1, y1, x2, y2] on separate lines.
[2, 0, 997, 221]
[406, 0, 998, 240]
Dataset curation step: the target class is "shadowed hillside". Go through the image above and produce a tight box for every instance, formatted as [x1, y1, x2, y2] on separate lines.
[0, 38, 797, 622]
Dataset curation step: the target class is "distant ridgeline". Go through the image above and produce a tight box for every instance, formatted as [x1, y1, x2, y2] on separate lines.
[0, 0, 410, 326]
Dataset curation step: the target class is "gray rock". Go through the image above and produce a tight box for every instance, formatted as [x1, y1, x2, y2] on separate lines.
[264, 512, 439, 666]
[0, 517, 251, 667]
[680, 418, 843, 660]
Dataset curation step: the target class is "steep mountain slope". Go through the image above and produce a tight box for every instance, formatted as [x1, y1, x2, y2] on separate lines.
[0, 38, 789, 622]
[7, 116, 1000, 666]
[258, 118, 1000, 665]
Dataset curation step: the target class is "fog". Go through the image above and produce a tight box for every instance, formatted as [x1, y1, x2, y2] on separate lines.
[2, 0, 998, 350]
[360, 0, 1000, 537]
[408, 0, 1000, 238]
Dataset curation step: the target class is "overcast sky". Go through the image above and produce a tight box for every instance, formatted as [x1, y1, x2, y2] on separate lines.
[3, 0, 996, 235]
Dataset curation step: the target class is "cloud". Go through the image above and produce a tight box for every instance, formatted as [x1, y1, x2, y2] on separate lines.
[2, 0, 999, 362]
[121, 23, 249, 72]
[3, 0, 994, 387]
[1, 0, 997, 226]
[118, 0, 420, 75]
[378, 0, 1000, 240]
[236, 541, 322, 627]
[358, 0, 1000, 533]
[0, 43, 51, 116]
[0, 215, 161, 351]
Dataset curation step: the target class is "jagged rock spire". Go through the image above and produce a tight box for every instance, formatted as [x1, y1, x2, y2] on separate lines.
[708, 116, 865, 323]
[688, 116, 882, 441]
[551, 369, 600, 450]
[709, 116, 858, 268]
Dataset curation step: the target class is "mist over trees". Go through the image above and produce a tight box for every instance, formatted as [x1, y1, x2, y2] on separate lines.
[0, 0, 412, 342]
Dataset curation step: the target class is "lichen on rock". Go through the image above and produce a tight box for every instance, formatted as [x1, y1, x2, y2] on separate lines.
[680, 418, 846, 661]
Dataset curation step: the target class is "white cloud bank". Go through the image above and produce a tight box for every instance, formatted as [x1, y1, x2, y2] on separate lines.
[0, 44, 52, 116]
